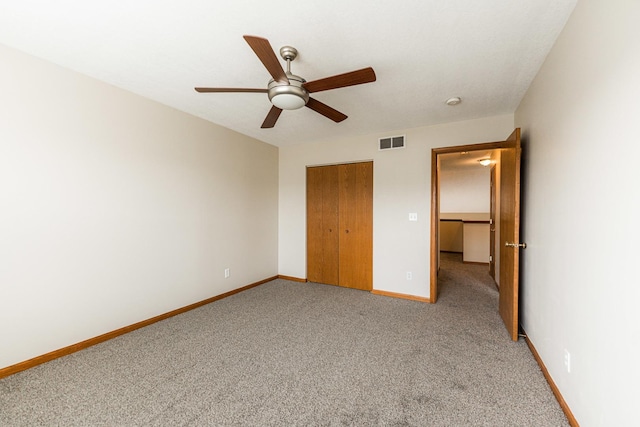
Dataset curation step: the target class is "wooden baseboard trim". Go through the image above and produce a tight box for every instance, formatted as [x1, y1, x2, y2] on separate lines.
[462, 261, 490, 266]
[0, 276, 278, 380]
[371, 289, 431, 303]
[523, 331, 579, 427]
[278, 275, 307, 283]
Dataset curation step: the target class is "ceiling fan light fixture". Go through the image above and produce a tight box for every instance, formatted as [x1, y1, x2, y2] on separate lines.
[271, 93, 307, 110]
[268, 74, 309, 110]
[195, 36, 376, 127]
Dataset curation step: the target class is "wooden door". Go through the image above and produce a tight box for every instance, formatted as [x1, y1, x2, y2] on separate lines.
[307, 166, 339, 285]
[489, 164, 497, 280]
[499, 129, 522, 341]
[338, 162, 373, 290]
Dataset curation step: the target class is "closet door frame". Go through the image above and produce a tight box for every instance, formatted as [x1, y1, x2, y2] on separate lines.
[306, 161, 373, 291]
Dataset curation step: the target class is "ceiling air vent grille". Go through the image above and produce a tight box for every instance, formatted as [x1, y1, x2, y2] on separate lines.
[379, 135, 405, 151]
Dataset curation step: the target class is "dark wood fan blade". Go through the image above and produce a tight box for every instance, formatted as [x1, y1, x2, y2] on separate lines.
[306, 98, 348, 123]
[195, 87, 267, 93]
[303, 67, 376, 93]
[243, 35, 289, 84]
[261, 106, 283, 128]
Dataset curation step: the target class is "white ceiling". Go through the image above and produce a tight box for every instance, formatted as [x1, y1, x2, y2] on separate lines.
[0, 0, 577, 147]
[440, 150, 498, 172]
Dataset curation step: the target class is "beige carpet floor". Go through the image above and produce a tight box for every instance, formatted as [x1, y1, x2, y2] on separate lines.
[0, 253, 568, 426]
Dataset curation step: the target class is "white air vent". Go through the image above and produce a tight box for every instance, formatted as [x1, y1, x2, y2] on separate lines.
[378, 135, 405, 151]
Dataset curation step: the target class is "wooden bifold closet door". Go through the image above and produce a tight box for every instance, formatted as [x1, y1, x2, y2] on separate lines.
[307, 162, 373, 291]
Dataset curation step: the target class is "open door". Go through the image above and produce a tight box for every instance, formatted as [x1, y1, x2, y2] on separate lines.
[498, 129, 523, 341]
[430, 129, 523, 341]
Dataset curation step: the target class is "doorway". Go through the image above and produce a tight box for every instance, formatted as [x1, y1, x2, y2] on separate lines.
[430, 129, 522, 340]
[430, 140, 507, 302]
[438, 149, 498, 271]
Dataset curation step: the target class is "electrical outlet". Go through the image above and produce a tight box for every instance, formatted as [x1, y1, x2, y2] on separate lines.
[224, 268, 230, 279]
[406, 271, 412, 280]
[564, 349, 571, 373]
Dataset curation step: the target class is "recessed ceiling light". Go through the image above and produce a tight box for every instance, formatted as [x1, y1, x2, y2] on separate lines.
[446, 97, 462, 106]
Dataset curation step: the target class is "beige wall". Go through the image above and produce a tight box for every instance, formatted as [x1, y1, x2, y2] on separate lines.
[515, 0, 639, 424]
[0, 44, 279, 369]
[278, 115, 513, 298]
[462, 223, 489, 263]
[440, 167, 490, 213]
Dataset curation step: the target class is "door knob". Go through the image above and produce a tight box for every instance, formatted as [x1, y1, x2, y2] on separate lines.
[505, 242, 527, 248]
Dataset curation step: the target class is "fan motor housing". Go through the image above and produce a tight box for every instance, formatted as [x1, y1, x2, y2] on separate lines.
[268, 73, 309, 110]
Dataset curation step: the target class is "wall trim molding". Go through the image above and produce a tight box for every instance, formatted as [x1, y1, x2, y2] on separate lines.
[0, 276, 278, 380]
[371, 289, 430, 303]
[278, 275, 307, 283]
[523, 330, 579, 427]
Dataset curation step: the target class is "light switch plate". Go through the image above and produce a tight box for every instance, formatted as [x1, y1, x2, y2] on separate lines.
[409, 213, 418, 221]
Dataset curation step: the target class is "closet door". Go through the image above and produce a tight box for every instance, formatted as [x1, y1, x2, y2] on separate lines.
[307, 165, 339, 285]
[338, 162, 373, 290]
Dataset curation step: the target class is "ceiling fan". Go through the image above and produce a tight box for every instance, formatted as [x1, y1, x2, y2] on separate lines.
[195, 35, 376, 129]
